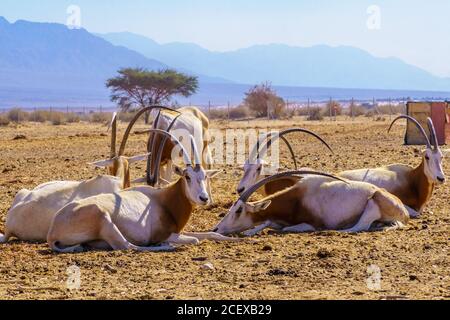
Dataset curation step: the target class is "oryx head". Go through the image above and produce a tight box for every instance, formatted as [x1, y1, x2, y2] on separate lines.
[389, 115, 445, 185]
[217, 170, 347, 235]
[237, 128, 334, 195]
[148, 129, 219, 206]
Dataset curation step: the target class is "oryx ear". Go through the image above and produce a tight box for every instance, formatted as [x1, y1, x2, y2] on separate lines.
[206, 170, 221, 179]
[89, 159, 115, 168]
[247, 200, 272, 213]
[173, 165, 184, 177]
[131, 177, 147, 184]
[127, 153, 150, 164]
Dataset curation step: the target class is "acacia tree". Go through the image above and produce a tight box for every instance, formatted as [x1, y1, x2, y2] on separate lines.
[106, 68, 198, 123]
[244, 82, 285, 119]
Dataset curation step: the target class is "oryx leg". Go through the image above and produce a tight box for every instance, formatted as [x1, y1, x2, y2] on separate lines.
[405, 206, 420, 219]
[48, 207, 174, 253]
[182, 232, 242, 242]
[282, 223, 316, 233]
[340, 199, 381, 233]
[242, 221, 282, 236]
[167, 233, 200, 245]
[0, 231, 12, 244]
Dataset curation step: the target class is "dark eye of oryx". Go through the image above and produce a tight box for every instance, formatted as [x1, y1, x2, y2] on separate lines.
[425, 155, 430, 161]
[236, 207, 243, 214]
[257, 166, 262, 173]
[185, 175, 191, 182]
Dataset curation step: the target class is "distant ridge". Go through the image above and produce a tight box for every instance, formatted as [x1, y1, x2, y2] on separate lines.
[99, 32, 450, 92]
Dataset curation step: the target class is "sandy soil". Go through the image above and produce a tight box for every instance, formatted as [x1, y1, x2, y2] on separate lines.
[0, 118, 448, 300]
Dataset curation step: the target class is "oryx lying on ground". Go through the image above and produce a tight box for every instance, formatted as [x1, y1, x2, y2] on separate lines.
[147, 107, 214, 199]
[215, 170, 410, 236]
[236, 128, 333, 196]
[0, 112, 151, 243]
[47, 130, 237, 253]
[339, 116, 446, 217]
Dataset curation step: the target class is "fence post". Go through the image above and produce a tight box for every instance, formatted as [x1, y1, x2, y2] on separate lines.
[208, 101, 211, 119]
[351, 98, 354, 121]
[329, 97, 332, 120]
[307, 98, 310, 119]
[227, 101, 230, 121]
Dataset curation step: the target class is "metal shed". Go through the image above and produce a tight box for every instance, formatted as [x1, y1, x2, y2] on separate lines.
[405, 101, 449, 145]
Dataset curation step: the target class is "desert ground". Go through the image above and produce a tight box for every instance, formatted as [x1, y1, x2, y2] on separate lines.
[0, 117, 448, 300]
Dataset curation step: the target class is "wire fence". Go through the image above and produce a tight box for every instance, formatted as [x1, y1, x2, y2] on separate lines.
[0, 97, 410, 125]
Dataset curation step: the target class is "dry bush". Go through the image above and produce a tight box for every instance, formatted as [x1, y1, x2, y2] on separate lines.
[6, 108, 29, 122]
[244, 82, 285, 119]
[0, 114, 10, 126]
[307, 107, 324, 121]
[50, 112, 66, 125]
[90, 112, 112, 123]
[65, 112, 81, 123]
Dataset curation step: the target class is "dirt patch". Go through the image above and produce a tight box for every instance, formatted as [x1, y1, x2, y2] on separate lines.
[0, 119, 448, 300]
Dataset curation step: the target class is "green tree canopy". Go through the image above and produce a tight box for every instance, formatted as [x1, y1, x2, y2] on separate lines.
[106, 68, 198, 121]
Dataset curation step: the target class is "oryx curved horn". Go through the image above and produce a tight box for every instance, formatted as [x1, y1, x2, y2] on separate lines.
[147, 112, 183, 185]
[248, 128, 334, 165]
[388, 115, 431, 149]
[118, 106, 180, 156]
[144, 129, 192, 167]
[427, 117, 439, 150]
[108, 112, 118, 159]
[151, 130, 199, 185]
[240, 170, 349, 202]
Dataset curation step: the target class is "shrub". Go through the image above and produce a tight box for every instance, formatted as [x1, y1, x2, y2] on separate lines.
[0, 114, 10, 126]
[90, 112, 112, 123]
[50, 112, 66, 125]
[7, 108, 28, 122]
[66, 112, 81, 123]
[307, 107, 324, 121]
[244, 82, 285, 118]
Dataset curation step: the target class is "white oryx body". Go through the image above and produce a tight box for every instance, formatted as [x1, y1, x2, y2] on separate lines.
[1, 176, 122, 242]
[149, 107, 214, 198]
[0, 112, 150, 243]
[47, 130, 236, 253]
[215, 171, 410, 236]
[340, 116, 445, 216]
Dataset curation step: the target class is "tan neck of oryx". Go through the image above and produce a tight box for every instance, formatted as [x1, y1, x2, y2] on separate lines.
[154, 179, 194, 233]
[410, 160, 434, 211]
[109, 159, 130, 189]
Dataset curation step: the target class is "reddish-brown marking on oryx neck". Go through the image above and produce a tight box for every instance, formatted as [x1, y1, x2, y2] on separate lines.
[391, 161, 434, 212]
[156, 179, 194, 235]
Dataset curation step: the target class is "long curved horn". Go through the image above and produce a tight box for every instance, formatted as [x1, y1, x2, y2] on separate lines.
[240, 170, 349, 203]
[388, 115, 431, 149]
[147, 113, 183, 185]
[427, 118, 439, 150]
[143, 129, 192, 167]
[108, 112, 117, 158]
[248, 128, 333, 164]
[118, 106, 180, 156]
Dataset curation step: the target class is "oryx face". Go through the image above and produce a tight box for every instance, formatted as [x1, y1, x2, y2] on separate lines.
[214, 199, 271, 235]
[423, 148, 445, 184]
[176, 166, 219, 205]
[237, 159, 268, 195]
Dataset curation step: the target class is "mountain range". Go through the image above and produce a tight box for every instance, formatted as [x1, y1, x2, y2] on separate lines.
[99, 31, 450, 91]
[1, 16, 450, 107]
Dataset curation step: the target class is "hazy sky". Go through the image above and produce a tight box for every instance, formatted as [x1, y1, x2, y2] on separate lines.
[2, 0, 450, 77]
